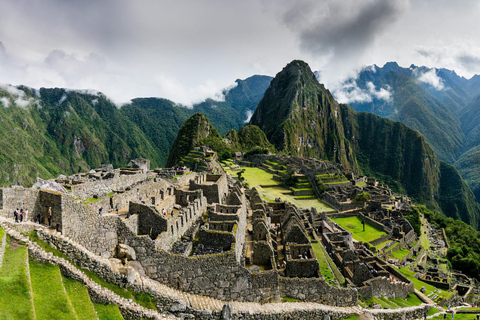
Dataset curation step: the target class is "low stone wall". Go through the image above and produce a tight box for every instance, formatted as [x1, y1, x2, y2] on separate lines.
[279, 277, 358, 306]
[358, 276, 414, 299]
[69, 171, 149, 200]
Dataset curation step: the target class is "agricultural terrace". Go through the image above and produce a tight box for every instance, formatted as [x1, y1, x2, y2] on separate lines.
[331, 215, 386, 243]
[221, 160, 334, 212]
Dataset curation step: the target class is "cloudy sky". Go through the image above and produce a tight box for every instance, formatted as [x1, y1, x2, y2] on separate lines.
[1, 0, 480, 105]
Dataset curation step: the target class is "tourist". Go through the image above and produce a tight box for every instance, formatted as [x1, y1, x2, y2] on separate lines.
[35, 214, 40, 224]
[13, 208, 18, 223]
[99, 206, 103, 216]
[24, 209, 28, 222]
[423, 310, 427, 320]
[19, 209, 24, 222]
[47, 207, 52, 226]
[115, 204, 119, 214]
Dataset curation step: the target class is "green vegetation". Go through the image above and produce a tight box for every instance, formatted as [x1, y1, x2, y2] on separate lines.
[94, 303, 124, 319]
[418, 205, 480, 280]
[405, 207, 422, 235]
[352, 192, 371, 206]
[62, 276, 99, 320]
[396, 266, 454, 301]
[28, 231, 157, 310]
[281, 297, 301, 302]
[248, 60, 480, 229]
[331, 216, 386, 243]
[0, 237, 34, 320]
[29, 259, 77, 319]
[311, 242, 345, 285]
[390, 248, 410, 260]
[167, 113, 274, 167]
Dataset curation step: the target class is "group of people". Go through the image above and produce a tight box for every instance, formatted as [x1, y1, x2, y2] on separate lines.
[171, 165, 188, 171]
[13, 208, 28, 223]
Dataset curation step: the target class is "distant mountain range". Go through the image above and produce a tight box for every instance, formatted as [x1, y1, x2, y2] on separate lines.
[338, 62, 480, 201]
[0, 75, 272, 186]
[3, 60, 480, 228]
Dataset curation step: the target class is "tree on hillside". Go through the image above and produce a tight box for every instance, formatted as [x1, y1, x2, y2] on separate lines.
[353, 192, 372, 206]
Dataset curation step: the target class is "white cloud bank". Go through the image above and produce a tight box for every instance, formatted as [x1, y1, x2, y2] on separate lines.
[334, 80, 392, 104]
[413, 68, 444, 90]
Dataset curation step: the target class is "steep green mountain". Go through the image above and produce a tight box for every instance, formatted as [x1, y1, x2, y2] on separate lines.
[251, 60, 480, 228]
[166, 113, 274, 167]
[250, 60, 358, 170]
[193, 75, 272, 134]
[341, 62, 480, 203]
[343, 63, 465, 163]
[0, 86, 161, 186]
[0, 75, 272, 186]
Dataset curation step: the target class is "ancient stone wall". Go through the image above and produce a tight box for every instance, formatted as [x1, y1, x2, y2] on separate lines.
[0, 187, 37, 220]
[279, 277, 358, 306]
[61, 195, 119, 258]
[70, 171, 149, 199]
[358, 276, 414, 299]
[129, 202, 168, 239]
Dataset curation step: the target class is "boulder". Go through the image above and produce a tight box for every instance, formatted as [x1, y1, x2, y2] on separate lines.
[117, 243, 136, 261]
[128, 261, 146, 277]
[32, 178, 68, 194]
[118, 266, 136, 285]
[221, 302, 233, 320]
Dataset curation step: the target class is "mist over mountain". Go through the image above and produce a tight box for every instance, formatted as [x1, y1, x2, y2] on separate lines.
[0, 74, 272, 186]
[336, 62, 480, 201]
[251, 60, 480, 228]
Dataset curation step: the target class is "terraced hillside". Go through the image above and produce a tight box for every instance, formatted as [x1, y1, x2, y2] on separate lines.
[0, 228, 124, 320]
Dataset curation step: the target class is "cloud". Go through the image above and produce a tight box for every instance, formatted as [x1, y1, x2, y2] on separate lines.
[244, 110, 253, 123]
[278, 0, 409, 84]
[153, 74, 231, 108]
[413, 68, 444, 90]
[333, 80, 392, 104]
[0, 97, 9, 107]
[0, 84, 34, 107]
[414, 44, 480, 78]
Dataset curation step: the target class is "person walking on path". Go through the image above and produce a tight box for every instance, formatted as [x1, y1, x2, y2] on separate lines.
[47, 207, 52, 226]
[98, 206, 103, 216]
[19, 209, 24, 222]
[13, 208, 18, 223]
[115, 204, 119, 214]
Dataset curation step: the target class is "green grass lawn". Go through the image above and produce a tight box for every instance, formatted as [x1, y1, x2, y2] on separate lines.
[397, 266, 454, 301]
[29, 258, 77, 319]
[420, 214, 430, 250]
[62, 276, 99, 319]
[331, 216, 386, 243]
[390, 248, 410, 260]
[0, 237, 34, 320]
[311, 242, 346, 285]
[221, 163, 334, 212]
[29, 231, 157, 310]
[257, 185, 334, 212]
[373, 239, 390, 250]
[311, 242, 336, 283]
[94, 303, 124, 320]
[0, 227, 4, 240]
